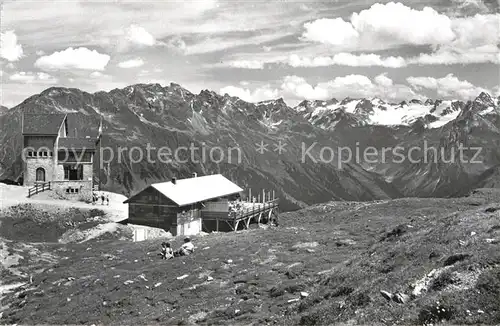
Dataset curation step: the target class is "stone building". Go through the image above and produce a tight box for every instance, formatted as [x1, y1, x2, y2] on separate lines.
[22, 113, 101, 201]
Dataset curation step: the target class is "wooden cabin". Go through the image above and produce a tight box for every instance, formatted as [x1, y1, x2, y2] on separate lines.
[123, 174, 243, 236]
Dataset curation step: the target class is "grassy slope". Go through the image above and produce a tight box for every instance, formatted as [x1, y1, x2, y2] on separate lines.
[1, 192, 500, 325]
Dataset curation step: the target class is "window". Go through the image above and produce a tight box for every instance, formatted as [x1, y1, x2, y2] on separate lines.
[27, 152, 33, 157]
[33, 152, 37, 157]
[64, 165, 83, 180]
[42, 151, 48, 157]
[35, 168, 45, 182]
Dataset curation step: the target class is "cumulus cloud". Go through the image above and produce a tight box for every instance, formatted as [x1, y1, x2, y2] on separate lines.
[281, 76, 331, 100]
[9, 71, 57, 84]
[299, 2, 499, 65]
[226, 60, 265, 69]
[220, 85, 279, 102]
[224, 52, 408, 69]
[126, 24, 156, 47]
[412, 45, 500, 65]
[407, 13, 500, 65]
[302, 18, 359, 46]
[281, 74, 418, 101]
[374, 73, 393, 87]
[0, 30, 24, 62]
[287, 53, 407, 68]
[302, 2, 455, 49]
[117, 58, 145, 68]
[493, 86, 500, 97]
[89, 71, 112, 79]
[451, 0, 493, 15]
[407, 74, 489, 100]
[451, 14, 499, 49]
[350, 2, 455, 46]
[225, 8, 497, 69]
[222, 74, 422, 103]
[35, 47, 110, 71]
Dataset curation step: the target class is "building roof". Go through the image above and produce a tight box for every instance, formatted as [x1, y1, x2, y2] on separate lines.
[65, 113, 101, 138]
[22, 113, 66, 135]
[58, 137, 97, 150]
[124, 174, 243, 206]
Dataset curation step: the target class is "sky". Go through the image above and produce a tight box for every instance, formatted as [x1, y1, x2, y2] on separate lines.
[0, 0, 499, 108]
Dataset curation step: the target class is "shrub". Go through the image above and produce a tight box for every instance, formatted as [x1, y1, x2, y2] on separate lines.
[381, 224, 409, 241]
[443, 253, 471, 266]
[474, 267, 500, 321]
[430, 270, 457, 291]
[418, 302, 455, 324]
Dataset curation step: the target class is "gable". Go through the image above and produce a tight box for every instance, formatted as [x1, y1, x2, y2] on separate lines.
[124, 186, 177, 206]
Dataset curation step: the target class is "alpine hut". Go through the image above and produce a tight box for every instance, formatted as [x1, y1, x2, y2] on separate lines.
[123, 174, 243, 236]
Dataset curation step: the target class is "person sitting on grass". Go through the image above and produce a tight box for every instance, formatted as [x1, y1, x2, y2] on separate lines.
[174, 237, 195, 257]
[159, 242, 173, 260]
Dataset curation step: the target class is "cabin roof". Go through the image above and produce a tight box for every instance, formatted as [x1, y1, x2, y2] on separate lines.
[58, 137, 97, 150]
[22, 113, 66, 135]
[124, 174, 243, 206]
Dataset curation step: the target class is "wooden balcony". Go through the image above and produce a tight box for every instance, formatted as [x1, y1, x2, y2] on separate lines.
[201, 199, 279, 232]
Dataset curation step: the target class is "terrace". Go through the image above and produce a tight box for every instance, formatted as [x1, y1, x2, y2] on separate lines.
[201, 196, 279, 232]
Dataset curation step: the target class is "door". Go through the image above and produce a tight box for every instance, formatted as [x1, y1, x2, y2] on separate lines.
[35, 167, 46, 183]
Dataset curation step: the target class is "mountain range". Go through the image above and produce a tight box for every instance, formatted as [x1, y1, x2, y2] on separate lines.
[0, 83, 499, 210]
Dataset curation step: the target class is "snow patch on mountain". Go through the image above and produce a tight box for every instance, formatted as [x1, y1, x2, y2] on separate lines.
[295, 98, 472, 129]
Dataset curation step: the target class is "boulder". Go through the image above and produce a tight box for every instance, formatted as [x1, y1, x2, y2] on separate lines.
[392, 293, 409, 304]
[380, 290, 392, 301]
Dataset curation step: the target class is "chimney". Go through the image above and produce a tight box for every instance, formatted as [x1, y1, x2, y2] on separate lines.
[171, 177, 176, 184]
[192, 172, 197, 178]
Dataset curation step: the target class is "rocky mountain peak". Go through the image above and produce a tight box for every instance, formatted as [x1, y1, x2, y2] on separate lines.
[165, 82, 194, 97]
[474, 92, 494, 107]
[354, 99, 374, 114]
[340, 97, 356, 106]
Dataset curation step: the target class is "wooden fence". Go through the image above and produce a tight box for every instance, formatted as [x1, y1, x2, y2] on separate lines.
[28, 182, 51, 198]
